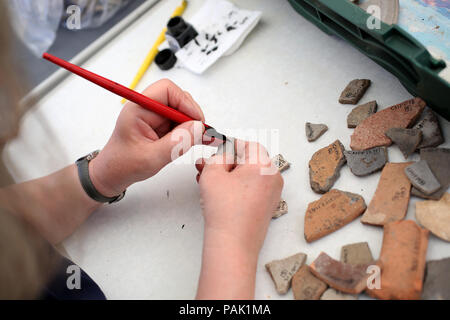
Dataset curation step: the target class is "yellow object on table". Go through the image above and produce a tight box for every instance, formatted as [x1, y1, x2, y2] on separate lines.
[121, 0, 187, 104]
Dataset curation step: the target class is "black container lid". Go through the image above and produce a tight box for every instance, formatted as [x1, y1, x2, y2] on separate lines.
[155, 49, 177, 70]
[167, 16, 188, 37]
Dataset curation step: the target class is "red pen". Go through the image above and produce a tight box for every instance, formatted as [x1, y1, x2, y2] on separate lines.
[42, 53, 226, 142]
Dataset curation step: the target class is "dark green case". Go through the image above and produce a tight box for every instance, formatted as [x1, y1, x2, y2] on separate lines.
[288, 0, 450, 120]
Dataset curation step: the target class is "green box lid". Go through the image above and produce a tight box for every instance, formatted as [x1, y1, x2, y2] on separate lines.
[288, 0, 450, 120]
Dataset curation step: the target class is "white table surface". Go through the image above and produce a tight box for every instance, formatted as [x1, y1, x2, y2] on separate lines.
[3, 0, 450, 299]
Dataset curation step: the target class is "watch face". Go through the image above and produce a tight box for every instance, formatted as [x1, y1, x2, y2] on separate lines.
[110, 190, 126, 204]
[86, 150, 100, 161]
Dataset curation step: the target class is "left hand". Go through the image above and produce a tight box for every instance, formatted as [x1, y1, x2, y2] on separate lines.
[90, 79, 205, 197]
[195, 140, 283, 257]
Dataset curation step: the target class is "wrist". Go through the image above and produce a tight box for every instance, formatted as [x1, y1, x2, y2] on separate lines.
[203, 226, 261, 263]
[89, 153, 126, 198]
[198, 228, 258, 299]
[203, 209, 271, 260]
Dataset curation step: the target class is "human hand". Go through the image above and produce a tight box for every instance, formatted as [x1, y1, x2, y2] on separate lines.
[90, 79, 205, 197]
[195, 140, 283, 299]
[196, 140, 284, 258]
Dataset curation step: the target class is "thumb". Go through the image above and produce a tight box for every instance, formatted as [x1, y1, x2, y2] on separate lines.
[152, 120, 205, 166]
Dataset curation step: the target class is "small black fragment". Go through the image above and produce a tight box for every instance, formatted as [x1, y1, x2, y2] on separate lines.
[226, 25, 236, 32]
[207, 46, 218, 55]
[201, 44, 209, 53]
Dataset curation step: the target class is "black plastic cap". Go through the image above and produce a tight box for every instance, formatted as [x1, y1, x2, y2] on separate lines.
[166, 16, 198, 48]
[155, 49, 177, 71]
[167, 16, 188, 37]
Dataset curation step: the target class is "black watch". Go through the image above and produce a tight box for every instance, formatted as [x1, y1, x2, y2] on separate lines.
[76, 150, 126, 204]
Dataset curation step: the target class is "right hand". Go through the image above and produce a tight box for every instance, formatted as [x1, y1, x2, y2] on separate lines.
[195, 140, 284, 258]
[90, 79, 205, 198]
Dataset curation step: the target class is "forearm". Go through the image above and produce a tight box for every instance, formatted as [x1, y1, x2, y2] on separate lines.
[196, 228, 259, 300]
[0, 164, 101, 245]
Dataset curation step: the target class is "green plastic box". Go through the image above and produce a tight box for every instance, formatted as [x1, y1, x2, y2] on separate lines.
[288, 0, 450, 120]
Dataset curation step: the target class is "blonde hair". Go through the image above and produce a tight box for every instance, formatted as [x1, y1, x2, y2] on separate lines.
[0, 209, 58, 299]
[0, 1, 58, 299]
[0, 1, 26, 147]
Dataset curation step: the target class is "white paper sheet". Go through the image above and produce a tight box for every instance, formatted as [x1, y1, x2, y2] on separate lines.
[175, 0, 261, 74]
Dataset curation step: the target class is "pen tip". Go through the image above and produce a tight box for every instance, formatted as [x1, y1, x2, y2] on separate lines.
[204, 127, 227, 143]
